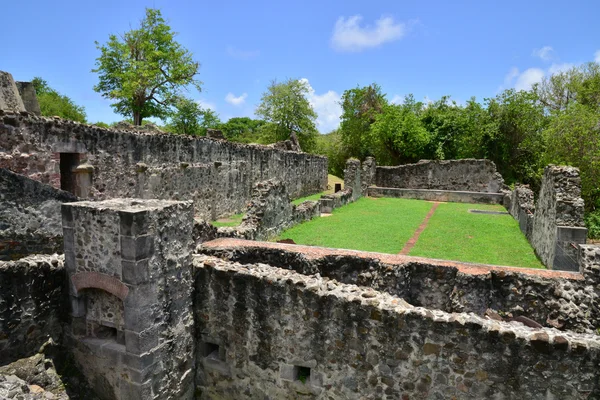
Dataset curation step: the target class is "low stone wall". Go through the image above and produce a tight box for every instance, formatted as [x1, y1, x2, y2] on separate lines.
[0, 112, 327, 219]
[0, 168, 77, 260]
[201, 238, 600, 334]
[375, 159, 504, 193]
[529, 166, 587, 271]
[0, 254, 66, 365]
[368, 187, 504, 204]
[507, 184, 535, 239]
[194, 253, 600, 399]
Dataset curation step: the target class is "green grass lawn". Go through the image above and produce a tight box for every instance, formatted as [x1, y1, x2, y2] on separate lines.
[277, 197, 433, 253]
[211, 212, 245, 227]
[278, 198, 544, 269]
[292, 174, 344, 205]
[409, 202, 543, 268]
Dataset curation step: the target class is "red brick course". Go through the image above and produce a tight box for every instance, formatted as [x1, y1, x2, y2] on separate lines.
[71, 271, 129, 300]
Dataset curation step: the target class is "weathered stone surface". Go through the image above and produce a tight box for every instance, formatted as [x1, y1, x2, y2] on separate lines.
[15, 82, 41, 116]
[344, 158, 362, 201]
[205, 128, 225, 139]
[0, 71, 26, 113]
[194, 253, 600, 399]
[368, 187, 505, 204]
[201, 238, 600, 334]
[531, 165, 586, 270]
[0, 169, 77, 260]
[63, 199, 195, 400]
[0, 112, 327, 219]
[0, 254, 66, 365]
[375, 159, 504, 193]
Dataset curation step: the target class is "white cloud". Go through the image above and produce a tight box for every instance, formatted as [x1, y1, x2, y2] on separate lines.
[300, 78, 342, 133]
[196, 99, 216, 111]
[532, 46, 554, 61]
[501, 67, 544, 91]
[390, 94, 404, 104]
[225, 92, 248, 106]
[331, 15, 407, 52]
[594, 50, 600, 63]
[227, 46, 260, 60]
[548, 62, 574, 75]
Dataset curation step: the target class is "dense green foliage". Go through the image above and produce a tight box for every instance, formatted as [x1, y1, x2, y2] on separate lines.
[93, 8, 201, 125]
[32, 78, 87, 123]
[317, 62, 600, 238]
[164, 97, 220, 135]
[256, 78, 318, 152]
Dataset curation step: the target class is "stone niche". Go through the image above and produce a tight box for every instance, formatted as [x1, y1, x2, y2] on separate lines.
[62, 198, 195, 400]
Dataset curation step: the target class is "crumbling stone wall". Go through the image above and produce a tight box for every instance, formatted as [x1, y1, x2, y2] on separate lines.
[531, 165, 587, 270]
[507, 184, 535, 239]
[63, 199, 195, 400]
[0, 72, 26, 113]
[375, 159, 504, 193]
[202, 239, 600, 334]
[194, 254, 600, 399]
[0, 254, 66, 365]
[0, 168, 77, 260]
[344, 158, 362, 201]
[15, 82, 41, 115]
[0, 112, 327, 219]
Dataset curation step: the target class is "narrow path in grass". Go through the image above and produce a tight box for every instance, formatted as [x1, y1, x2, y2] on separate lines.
[399, 201, 440, 255]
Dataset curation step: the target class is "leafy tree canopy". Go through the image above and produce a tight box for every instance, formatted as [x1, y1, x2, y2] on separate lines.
[32, 77, 87, 123]
[93, 8, 201, 125]
[164, 97, 220, 136]
[255, 78, 318, 152]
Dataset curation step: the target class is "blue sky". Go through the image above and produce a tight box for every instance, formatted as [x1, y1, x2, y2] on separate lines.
[2, 0, 599, 132]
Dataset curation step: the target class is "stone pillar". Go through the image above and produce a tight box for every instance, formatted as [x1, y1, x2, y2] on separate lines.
[531, 165, 587, 271]
[15, 81, 41, 115]
[344, 159, 362, 201]
[62, 199, 195, 400]
[0, 71, 26, 113]
[72, 163, 94, 198]
[361, 157, 376, 195]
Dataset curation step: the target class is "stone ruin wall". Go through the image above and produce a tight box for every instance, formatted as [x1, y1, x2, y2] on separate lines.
[506, 165, 588, 271]
[0, 168, 78, 260]
[0, 254, 66, 365]
[0, 112, 328, 220]
[375, 159, 504, 193]
[1, 200, 600, 399]
[194, 252, 600, 399]
[202, 239, 600, 335]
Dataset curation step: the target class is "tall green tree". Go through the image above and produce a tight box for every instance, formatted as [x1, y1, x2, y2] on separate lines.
[255, 78, 318, 151]
[93, 8, 201, 126]
[339, 84, 387, 159]
[31, 78, 87, 123]
[218, 117, 268, 143]
[165, 97, 221, 136]
[482, 89, 547, 186]
[371, 96, 431, 164]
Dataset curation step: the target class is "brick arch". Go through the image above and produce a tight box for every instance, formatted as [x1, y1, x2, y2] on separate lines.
[71, 272, 129, 300]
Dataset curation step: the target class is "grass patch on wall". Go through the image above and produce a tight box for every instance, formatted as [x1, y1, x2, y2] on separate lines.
[291, 174, 344, 205]
[409, 202, 543, 268]
[211, 212, 245, 227]
[278, 197, 433, 253]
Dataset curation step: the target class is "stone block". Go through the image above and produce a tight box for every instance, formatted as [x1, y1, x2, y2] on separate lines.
[120, 235, 154, 261]
[125, 350, 156, 371]
[119, 379, 153, 399]
[122, 259, 150, 285]
[119, 210, 150, 237]
[125, 327, 159, 355]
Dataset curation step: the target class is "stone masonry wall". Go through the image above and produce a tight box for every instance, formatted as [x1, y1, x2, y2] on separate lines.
[0, 168, 78, 260]
[63, 199, 195, 400]
[202, 239, 600, 334]
[0, 254, 66, 365]
[375, 159, 504, 193]
[0, 112, 327, 219]
[531, 165, 587, 270]
[194, 254, 600, 399]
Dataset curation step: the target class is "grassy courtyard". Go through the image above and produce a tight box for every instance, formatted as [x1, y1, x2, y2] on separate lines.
[277, 197, 543, 269]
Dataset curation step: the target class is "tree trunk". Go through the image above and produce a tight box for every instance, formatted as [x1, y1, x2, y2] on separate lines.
[133, 112, 143, 126]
